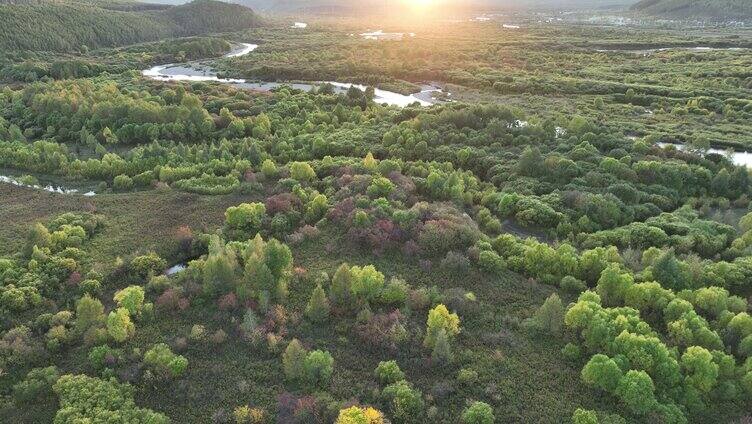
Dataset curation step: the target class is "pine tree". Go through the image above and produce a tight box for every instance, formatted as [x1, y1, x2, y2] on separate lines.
[533, 293, 564, 335]
[330, 263, 352, 310]
[305, 285, 330, 323]
[282, 339, 307, 382]
[431, 329, 453, 364]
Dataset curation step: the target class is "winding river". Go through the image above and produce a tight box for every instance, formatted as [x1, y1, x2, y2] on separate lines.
[143, 43, 444, 107]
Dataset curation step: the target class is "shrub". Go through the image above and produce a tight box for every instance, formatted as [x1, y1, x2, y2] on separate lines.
[356, 311, 409, 353]
[461, 401, 494, 424]
[375, 360, 405, 385]
[560, 276, 587, 294]
[478, 250, 506, 274]
[233, 405, 265, 423]
[441, 251, 470, 273]
[88, 344, 122, 369]
[128, 253, 167, 281]
[189, 324, 206, 342]
[143, 343, 188, 378]
[562, 343, 581, 362]
[211, 329, 228, 345]
[113, 174, 134, 191]
[457, 368, 479, 385]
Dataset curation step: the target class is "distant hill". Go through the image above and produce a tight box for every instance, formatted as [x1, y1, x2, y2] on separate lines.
[163, 0, 262, 35]
[0, 0, 261, 52]
[141, 0, 636, 13]
[631, 0, 752, 20]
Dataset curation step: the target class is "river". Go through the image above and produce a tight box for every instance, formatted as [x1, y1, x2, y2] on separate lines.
[142, 43, 445, 107]
[0, 174, 96, 196]
[657, 142, 752, 168]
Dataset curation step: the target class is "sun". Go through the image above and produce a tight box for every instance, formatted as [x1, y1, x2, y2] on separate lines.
[405, 0, 432, 9]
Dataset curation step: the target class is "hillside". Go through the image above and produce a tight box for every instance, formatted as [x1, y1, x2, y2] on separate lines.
[631, 0, 752, 20]
[0, 0, 261, 52]
[164, 0, 262, 36]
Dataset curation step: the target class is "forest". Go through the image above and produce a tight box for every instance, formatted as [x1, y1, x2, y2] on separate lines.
[0, 0, 261, 52]
[0, 2, 751, 424]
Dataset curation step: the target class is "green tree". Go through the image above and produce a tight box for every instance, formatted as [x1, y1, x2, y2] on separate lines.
[350, 265, 385, 303]
[106, 308, 135, 343]
[261, 159, 277, 178]
[24, 222, 51, 257]
[113, 286, 145, 316]
[461, 401, 494, 424]
[681, 346, 718, 394]
[518, 146, 544, 176]
[330, 263, 353, 309]
[581, 354, 623, 393]
[290, 161, 316, 182]
[652, 249, 688, 291]
[381, 380, 424, 423]
[282, 339, 307, 382]
[203, 236, 238, 296]
[53, 374, 167, 423]
[304, 350, 334, 389]
[375, 360, 405, 385]
[424, 304, 460, 349]
[572, 408, 598, 424]
[616, 370, 656, 415]
[143, 343, 188, 378]
[224, 202, 266, 239]
[531, 293, 565, 335]
[13, 366, 60, 404]
[431, 328, 453, 364]
[75, 295, 105, 334]
[596, 264, 633, 306]
[305, 284, 330, 323]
